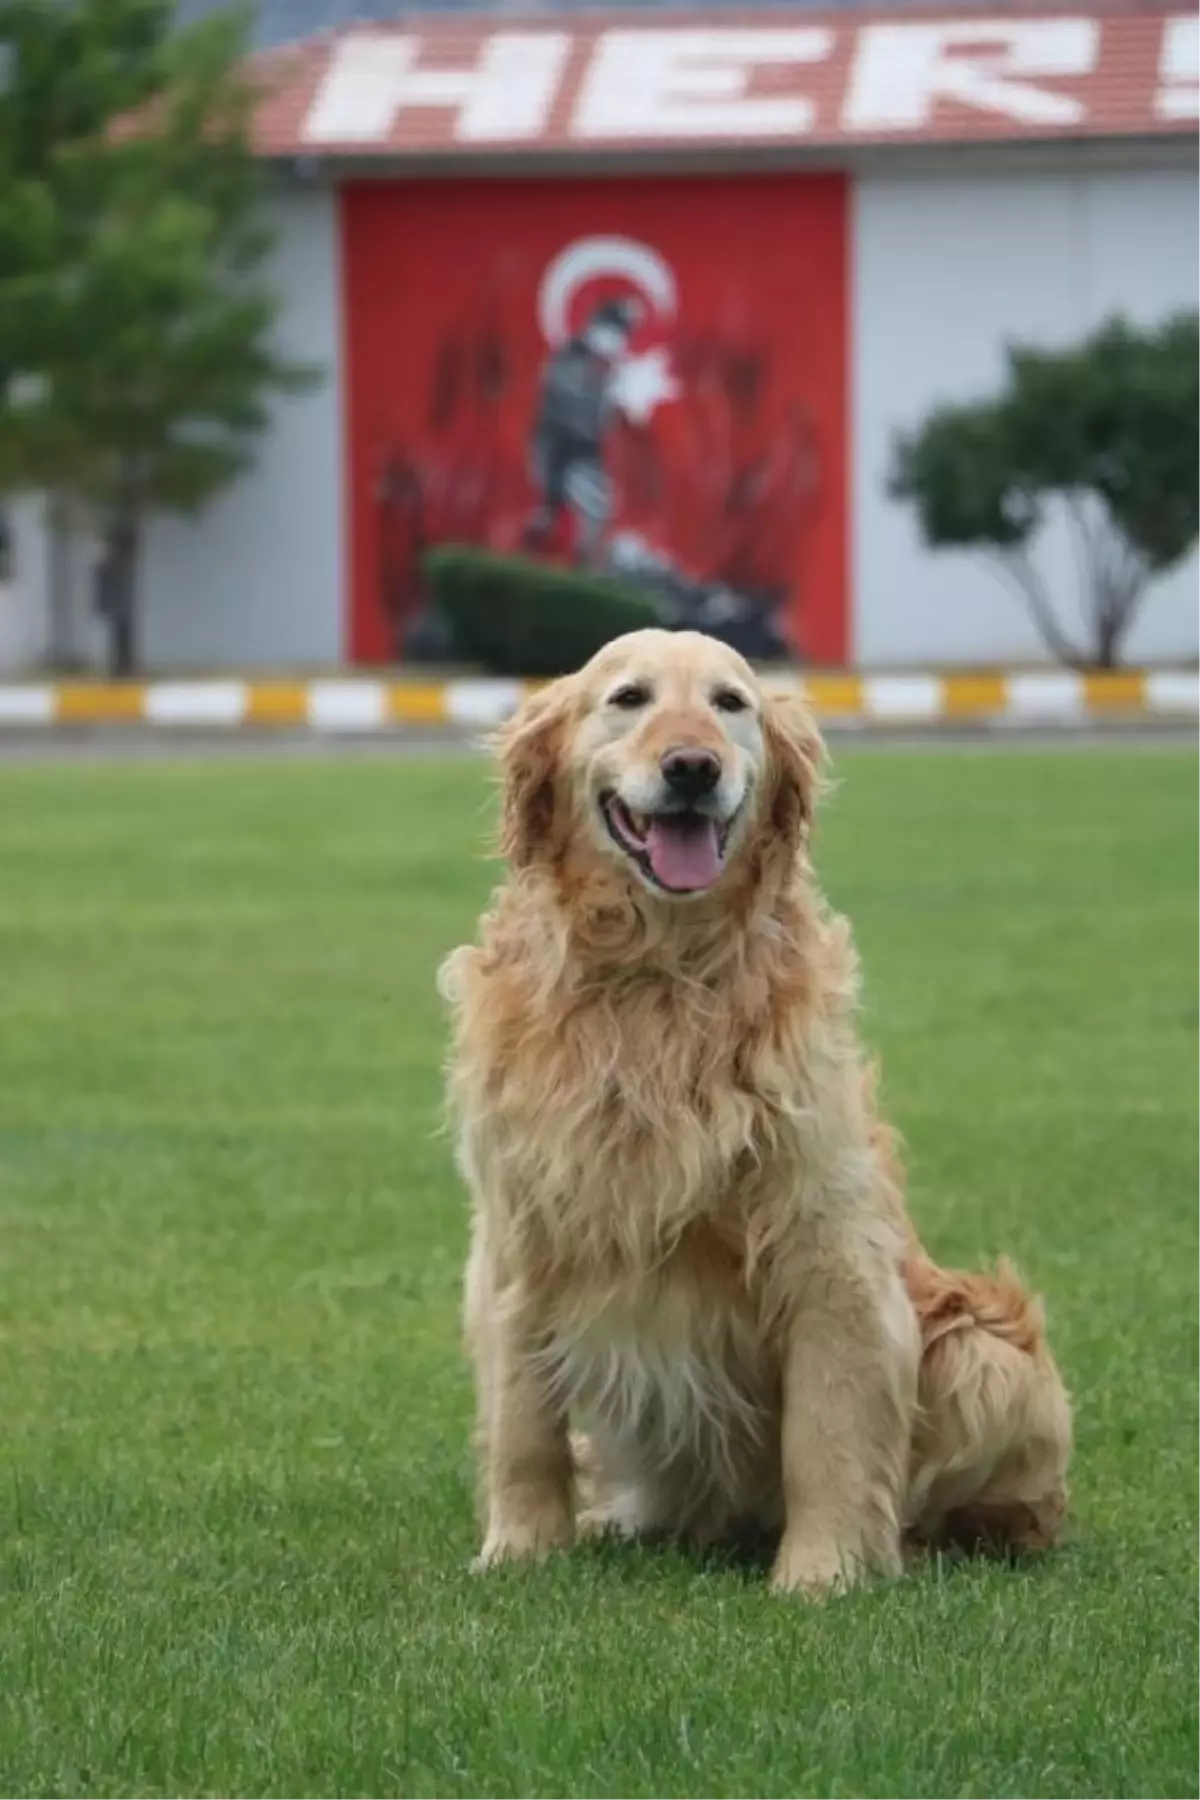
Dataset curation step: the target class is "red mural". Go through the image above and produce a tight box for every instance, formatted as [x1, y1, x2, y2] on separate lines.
[341, 173, 848, 666]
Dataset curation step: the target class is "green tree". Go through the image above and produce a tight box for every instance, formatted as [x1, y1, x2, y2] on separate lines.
[0, 0, 318, 675]
[889, 313, 1199, 669]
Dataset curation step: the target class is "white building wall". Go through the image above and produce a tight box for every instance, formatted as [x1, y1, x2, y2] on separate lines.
[7, 153, 1196, 676]
[5, 176, 344, 675]
[5, 502, 105, 671]
[143, 177, 344, 668]
[852, 156, 1200, 668]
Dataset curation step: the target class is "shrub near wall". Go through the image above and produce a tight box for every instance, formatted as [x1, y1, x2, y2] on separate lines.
[424, 547, 659, 677]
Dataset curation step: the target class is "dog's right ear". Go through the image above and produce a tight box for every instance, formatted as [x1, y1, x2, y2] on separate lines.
[494, 678, 573, 868]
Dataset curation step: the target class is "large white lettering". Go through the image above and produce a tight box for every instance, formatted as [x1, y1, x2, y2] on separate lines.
[842, 19, 1098, 131]
[573, 28, 832, 140]
[303, 31, 569, 145]
[1156, 15, 1199, 120]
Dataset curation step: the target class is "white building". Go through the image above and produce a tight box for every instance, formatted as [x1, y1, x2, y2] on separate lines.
[8, 2, 1198, 673]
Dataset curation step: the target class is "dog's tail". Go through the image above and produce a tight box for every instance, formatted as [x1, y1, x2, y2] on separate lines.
[857, 1058, 1072, 1557]
[904, 1252, 1072, 1556]
[907, 1252, 1045, 1357]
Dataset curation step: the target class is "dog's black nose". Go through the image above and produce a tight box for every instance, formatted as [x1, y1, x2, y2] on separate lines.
[661, 747, 721, 801]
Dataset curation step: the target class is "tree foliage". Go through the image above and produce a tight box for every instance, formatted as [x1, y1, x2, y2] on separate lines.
[890, 313, 1199, 668]
[0, 0, 318, 673]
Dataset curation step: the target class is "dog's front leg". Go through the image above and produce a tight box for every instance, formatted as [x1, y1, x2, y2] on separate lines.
[474, 1300, 574, 1570]
[772, 1245, 918, 1597]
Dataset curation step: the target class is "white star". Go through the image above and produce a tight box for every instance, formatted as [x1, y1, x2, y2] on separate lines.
[609, 349, 680, 427]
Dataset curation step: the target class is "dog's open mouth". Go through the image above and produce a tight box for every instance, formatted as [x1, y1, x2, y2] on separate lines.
[601, 794, 733, 894]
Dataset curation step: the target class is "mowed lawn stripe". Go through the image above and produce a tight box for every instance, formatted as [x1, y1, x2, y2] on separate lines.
[0, 747, 1195, 1798]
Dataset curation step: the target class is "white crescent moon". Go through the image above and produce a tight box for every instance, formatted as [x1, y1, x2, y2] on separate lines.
[538, 236, 678, 346]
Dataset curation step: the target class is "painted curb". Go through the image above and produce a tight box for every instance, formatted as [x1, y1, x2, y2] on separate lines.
[0, 670, 1194, 731]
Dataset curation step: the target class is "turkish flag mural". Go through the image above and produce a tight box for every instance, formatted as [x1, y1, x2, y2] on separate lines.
[341, 173, 848, 665]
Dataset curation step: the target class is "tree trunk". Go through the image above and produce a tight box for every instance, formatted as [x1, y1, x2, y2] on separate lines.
[1091, 577, 1143, 671]
[46, 495, 79, 672]
[992, 550, 1088, 670]
[110, 584, 136, 678]
[96, 511, 141, 678]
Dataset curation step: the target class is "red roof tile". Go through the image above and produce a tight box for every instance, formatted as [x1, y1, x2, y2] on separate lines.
[246, 6, 1198, 158]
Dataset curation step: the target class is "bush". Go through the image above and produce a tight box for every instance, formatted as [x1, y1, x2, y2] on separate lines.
[424, 546, 660, 677]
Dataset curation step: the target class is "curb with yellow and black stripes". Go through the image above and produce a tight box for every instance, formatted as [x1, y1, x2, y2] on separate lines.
[0, 669, 1195, 732]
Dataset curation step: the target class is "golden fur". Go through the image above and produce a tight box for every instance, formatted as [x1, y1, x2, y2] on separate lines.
[440, 629, 1071, 1595]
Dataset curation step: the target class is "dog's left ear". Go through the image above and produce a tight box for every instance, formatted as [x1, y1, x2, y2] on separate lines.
[762, 688, 828, 844]
[494, 678, 573, 868]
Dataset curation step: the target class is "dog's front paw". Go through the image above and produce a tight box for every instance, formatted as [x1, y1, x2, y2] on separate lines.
[472, 1508, 574, 1571]
[770, 1533, 863, 1599]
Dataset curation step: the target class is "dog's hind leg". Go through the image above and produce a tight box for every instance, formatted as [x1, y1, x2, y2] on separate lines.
[572, 1431, 644, 1538]
[570, 1430, 689, 1540]
[572, 1430, 749, 1546]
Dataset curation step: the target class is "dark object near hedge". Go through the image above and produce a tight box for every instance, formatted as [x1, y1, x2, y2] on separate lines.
[425, 548, 660, 677]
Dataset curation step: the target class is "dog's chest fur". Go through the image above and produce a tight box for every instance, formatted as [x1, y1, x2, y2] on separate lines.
[450, 925, 849, 1499]
[471, 966, 816, 1250]
[543, 1219, 778, 1498]
[482, 990, 792, 1482]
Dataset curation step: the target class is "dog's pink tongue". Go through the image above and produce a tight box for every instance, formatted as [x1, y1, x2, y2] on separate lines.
[645, 816, 723, 891]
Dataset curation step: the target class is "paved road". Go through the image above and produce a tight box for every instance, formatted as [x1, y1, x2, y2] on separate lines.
[0, 722, 1192, 762]
[0, 726, 470, 762]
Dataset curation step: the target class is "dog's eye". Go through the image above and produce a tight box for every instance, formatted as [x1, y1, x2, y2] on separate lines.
[712, 688, 749, 714]
[608, 684, 651, 710]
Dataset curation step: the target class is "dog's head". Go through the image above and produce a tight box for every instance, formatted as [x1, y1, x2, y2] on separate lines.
[497, 629, 825, 903]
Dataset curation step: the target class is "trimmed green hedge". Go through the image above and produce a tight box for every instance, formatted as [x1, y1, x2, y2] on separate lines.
[424, 546, 659, 677]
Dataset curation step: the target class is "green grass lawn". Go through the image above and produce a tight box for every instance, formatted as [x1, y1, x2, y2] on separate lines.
[0, 743, 1196, 1799]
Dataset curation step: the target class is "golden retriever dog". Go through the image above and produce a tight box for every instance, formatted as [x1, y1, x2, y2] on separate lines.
[439, 629, 1071, 1595]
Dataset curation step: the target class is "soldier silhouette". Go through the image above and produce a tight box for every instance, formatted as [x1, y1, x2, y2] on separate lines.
[524, 294, 643, 567]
